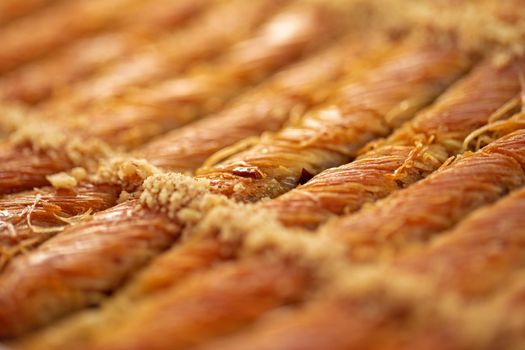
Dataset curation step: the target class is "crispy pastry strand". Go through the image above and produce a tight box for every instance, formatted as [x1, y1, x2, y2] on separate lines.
[0, 200, 179, 338]
[264, 57, 525, 228]
[322, 129, 525, 261]
[0, 184, 122, 269]
[197, 41, 470, 201]
[395, 185, 525, 299]
[0, 141, 75, 194]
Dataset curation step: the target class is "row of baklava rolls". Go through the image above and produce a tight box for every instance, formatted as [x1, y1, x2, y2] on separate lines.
[0, 0, 525, 349]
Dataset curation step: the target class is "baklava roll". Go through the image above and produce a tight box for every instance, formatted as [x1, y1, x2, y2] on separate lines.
[0, 0, 212, 105]
[0, 0, 157, 74]
[77, 0, 352, 148]
[266, 57, 524, 228]
[0, 26, 472, 343]
[0, 183, 121, 268]
[138, 35, 385, 173]
[199, 162, 525, 350]
[197, 40, 470, 201]
[323, 128, 525, 261]
[0, 0, 295, 195]
[44, 0, 285, 112]
[0, 199, 179, 338]
[74, 129, 525, 350]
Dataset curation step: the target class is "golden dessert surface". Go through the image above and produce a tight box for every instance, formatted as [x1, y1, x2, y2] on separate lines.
[1, 1, 525, 349]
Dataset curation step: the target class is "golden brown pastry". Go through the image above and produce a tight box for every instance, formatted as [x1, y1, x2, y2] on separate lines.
[0, 0, 168, 74]
[197, 40, 469, 201]
[0, 0, 212, 104]
[0, 36, 469, 339]
[266, 57, 525, 228]
[1, 2, 525, 349]
[0, 0, 56, 25]
[138, 34, 384, 173]
[43, 0, 286, 112]
[196, 151, 525, 350]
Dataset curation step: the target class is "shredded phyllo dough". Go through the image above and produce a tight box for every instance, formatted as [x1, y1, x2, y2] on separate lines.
[263, 57, 524, 228]
[3, 1, 525, 349]
[196, 39, 470, 201]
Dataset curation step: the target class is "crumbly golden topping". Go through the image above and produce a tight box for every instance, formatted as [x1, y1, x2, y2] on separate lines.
[359, 0, 525, 56]
[0, 103, 33, 138]
[90, 156, 161, 191]
[46, 172, 78, 190]
[140, 173, 232, 228]
[192, 202, 346, 280]
[10, 121, 115, 171]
